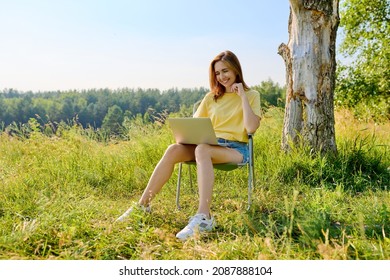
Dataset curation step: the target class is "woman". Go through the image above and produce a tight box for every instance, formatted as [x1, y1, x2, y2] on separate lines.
[116, 50, 262, 241]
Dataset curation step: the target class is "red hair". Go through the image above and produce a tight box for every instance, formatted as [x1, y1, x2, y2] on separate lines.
[209, 50, 249, 101]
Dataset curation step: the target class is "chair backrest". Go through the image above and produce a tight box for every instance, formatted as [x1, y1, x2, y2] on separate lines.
[192, 100, 202, 116]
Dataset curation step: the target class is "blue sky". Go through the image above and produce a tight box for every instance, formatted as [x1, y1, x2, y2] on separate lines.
[0, 0, 290, 92]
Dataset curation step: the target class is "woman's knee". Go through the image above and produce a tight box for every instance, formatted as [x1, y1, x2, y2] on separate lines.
[164, 143, 183, 157]
[195, 144, 212, 161]
[163, 144, 193, 163]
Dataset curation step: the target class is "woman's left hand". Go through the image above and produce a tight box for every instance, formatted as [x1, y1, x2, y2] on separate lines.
[230, 83, 245, 97]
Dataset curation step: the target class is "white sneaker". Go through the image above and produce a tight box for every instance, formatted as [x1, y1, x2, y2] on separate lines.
[176, 213, 215, 240]
[115, 203, 151, 222]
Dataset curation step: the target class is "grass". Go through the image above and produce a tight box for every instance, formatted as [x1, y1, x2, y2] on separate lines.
[0, 107, 389, 260]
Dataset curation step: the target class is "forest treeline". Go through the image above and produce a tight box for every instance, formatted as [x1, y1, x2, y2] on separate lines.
[0, 87, 207, 129]
[0, 79, 286, 135]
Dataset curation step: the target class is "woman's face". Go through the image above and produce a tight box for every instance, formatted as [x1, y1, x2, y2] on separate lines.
[214, 61, 236, 90]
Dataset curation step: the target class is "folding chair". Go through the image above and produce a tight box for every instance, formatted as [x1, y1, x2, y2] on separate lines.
[175, 102, 255, 210]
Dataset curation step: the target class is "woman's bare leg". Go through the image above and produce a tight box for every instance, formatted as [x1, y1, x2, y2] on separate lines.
[138, 143, 196, 206]
[195, 144, 243, 217]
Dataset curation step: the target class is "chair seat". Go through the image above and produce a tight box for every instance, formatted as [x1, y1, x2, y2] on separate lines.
[183, 161, 245, 171]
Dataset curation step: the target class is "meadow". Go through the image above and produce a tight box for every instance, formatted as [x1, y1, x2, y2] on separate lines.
[0, 107, 389, 260]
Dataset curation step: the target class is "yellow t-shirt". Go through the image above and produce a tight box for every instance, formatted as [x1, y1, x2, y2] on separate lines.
[193, 89, 261, 143]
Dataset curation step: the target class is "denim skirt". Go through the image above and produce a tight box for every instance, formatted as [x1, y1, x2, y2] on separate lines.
[217, 138, 249, 163]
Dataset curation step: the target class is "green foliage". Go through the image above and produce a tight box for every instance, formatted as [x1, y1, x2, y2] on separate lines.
[0, 87, 208, 132]
[252, 79, 286, 109]
[101, 105, 124, 136]
[0, 107, 389, 260]
[336, 0, 390, 121]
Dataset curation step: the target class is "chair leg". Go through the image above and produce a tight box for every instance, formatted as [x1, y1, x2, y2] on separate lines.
[176, 163, 195, 210]
[247, 135, 255, 210]
[176, 163, 183, 209]
[188, 164, 193, 190]
[247, 162, 255, 210]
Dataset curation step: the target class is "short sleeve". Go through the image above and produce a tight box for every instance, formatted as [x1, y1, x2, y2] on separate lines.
[248, 90, 262, 118]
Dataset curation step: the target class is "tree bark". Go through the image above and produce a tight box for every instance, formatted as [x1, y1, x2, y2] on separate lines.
[278, 0, 339, 153]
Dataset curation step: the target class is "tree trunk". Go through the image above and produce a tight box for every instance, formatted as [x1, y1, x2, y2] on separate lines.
[278, 0, 339, 153]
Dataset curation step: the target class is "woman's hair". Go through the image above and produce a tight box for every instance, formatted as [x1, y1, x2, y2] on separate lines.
[209, 50, 249, 101]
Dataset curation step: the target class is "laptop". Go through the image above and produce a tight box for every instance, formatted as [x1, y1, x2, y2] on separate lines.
[167, 117, 223, 145]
